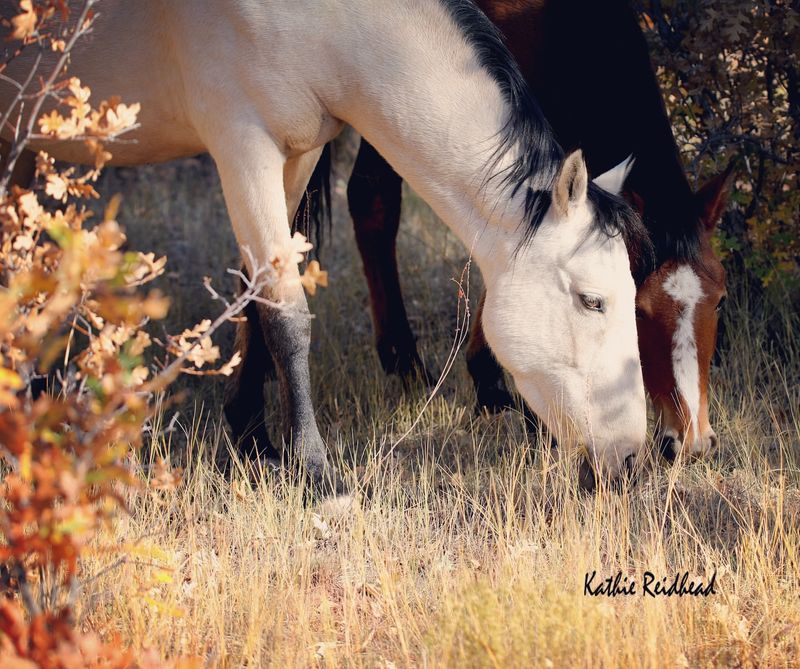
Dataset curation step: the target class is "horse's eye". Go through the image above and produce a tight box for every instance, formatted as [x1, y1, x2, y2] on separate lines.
[716, 295, 727, 312]
[580, 293, 605, 313]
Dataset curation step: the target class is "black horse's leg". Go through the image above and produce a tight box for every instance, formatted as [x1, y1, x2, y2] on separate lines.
[223, 288, 279, 462]
[466, 290, 514, 413]
[348, 139, 432, 384]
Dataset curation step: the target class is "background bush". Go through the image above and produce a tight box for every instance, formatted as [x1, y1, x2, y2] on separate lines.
[635, 0, 799, 293]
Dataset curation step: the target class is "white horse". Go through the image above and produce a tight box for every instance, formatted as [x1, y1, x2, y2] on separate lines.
[1, 0, 648, 490]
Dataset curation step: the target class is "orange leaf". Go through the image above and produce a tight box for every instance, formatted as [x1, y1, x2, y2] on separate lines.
[10, 1, 37, 40]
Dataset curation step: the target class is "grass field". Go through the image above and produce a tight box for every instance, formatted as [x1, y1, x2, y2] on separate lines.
[78, 135, 800, 668]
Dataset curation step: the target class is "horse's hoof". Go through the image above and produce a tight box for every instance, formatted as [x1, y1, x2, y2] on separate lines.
[476, 386, 515, 414]
[400, 361, 437, 391]
[376, 339, 435, 386]
[222, 427, 281, 474]
[304, 461, 350, 502]
[314, 492, 356, 520]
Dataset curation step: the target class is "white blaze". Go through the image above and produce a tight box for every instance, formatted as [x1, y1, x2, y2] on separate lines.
[663, 266, 703, 437]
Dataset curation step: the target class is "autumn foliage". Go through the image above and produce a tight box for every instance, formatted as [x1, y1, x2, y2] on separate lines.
[636, 0, 799, 291]
[0, 2, 323, 666]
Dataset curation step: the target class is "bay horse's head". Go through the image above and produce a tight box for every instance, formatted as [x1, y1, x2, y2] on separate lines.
[481, 150, 649, 484]
[633, 165, 735, 461]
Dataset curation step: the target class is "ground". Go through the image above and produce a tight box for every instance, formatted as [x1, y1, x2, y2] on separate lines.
[78, 132, 800, 668]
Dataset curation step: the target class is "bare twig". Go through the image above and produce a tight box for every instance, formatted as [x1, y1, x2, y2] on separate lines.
[355, 243, 476, 495]
[0, 0, 98, 194]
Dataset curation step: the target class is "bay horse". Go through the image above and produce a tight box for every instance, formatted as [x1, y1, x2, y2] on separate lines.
[1, 0, 650, 491]
[330, 0, 734, 461]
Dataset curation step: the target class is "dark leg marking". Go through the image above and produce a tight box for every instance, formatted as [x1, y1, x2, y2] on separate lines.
[257, 301, 342, 495]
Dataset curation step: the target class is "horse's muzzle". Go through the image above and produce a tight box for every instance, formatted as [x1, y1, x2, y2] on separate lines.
[578, 452, 639, 492]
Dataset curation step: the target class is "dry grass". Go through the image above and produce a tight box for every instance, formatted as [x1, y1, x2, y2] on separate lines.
[78, 138, 800, 668]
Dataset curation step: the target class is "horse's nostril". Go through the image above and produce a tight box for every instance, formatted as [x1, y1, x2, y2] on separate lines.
[659, 435, 677, 462]
[622, 453, 639, 485]
[707, 433, 718, 453]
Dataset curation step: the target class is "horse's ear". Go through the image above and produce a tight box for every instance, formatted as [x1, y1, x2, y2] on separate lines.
[593, 155, 635, 195]
[554, 149, 588, 216]
[696, 158, 736, 231]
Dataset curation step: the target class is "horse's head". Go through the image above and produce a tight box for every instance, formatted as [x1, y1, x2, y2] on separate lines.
[633, 165, 734, 461]
[481, 150, 647, 484]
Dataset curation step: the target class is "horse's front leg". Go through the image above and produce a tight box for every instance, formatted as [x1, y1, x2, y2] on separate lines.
[211, 128, 339, 494]
[348, 139, 433, 385]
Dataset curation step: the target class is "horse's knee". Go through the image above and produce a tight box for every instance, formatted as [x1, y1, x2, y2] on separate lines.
[258, 302, 311, 366]
[257, 304, 317, 430]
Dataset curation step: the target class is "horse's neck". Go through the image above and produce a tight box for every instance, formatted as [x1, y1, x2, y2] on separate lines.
[506, 0, 695, 224]
[477, 0, 696, 236]
[588, 4, 699, 254]
[323, 0, 528, 264]
[589, 0, 695, 213]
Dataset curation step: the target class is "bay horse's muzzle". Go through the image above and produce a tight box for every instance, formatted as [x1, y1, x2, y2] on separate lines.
[659, 431, 718, 462]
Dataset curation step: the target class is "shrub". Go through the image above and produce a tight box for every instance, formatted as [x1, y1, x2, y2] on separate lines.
[0, 2, 323, 665]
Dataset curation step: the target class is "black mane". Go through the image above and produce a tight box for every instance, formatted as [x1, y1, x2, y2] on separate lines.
[441, 0, 652, 268]
[643, 189, 703, 268]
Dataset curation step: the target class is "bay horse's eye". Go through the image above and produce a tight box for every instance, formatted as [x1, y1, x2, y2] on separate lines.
[716, 295, 727, 312]
[580, 293, 606, 313]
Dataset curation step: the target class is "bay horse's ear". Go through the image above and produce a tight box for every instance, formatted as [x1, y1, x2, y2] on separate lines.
[554, 149, 588, 216]
[696, 158, 736, 231]
[593, 155, 635, 195]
